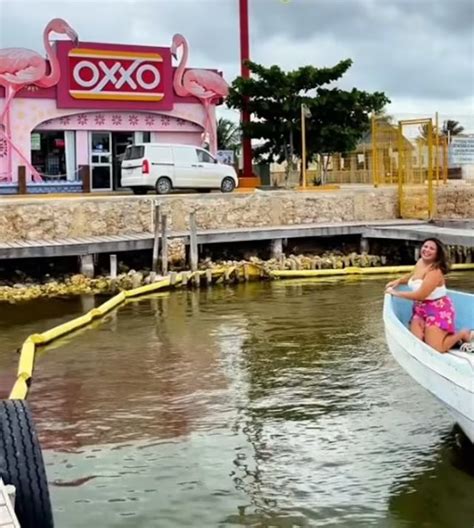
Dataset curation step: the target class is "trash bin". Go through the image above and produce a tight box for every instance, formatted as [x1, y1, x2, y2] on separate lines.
[253, 163, 271, 186]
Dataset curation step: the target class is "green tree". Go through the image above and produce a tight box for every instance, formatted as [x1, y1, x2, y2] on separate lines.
[226, 60, 389, 175]
[216, 117, 241, 151]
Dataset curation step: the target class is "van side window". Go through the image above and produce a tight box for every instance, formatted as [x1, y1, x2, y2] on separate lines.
[124, 146, 144, 160]
[196, 149, 214, 164]
[174, 147, 198, 163]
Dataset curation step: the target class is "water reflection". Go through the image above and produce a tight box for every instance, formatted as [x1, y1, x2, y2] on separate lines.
[29, 290, 235, 450]
[0, 275, 473, 526]
[388, 426, 474, 528]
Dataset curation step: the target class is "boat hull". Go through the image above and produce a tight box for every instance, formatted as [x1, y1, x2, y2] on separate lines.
[384, 291, 474, 443]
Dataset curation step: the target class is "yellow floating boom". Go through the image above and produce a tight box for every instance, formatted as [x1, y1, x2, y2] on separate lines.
[8, 263, 474, 400]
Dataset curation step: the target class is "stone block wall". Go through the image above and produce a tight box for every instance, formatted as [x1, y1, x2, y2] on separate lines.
[435, 184, 474, 219]
[0, 189, 399, 242]
[0, 184, 472, 244]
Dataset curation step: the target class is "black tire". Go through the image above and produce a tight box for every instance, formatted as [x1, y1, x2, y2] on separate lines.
[131, 187, 148, 195]
[155, 177, 172, 195]
[221, 177, 236, 193]
[0, 400, 54, 528]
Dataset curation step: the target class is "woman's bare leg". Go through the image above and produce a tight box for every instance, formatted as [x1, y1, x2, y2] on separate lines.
[425, 326, 471, 353]
[410, 319, 425, 341]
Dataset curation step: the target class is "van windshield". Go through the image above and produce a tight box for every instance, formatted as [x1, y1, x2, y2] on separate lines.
[124, 146, 144, 160]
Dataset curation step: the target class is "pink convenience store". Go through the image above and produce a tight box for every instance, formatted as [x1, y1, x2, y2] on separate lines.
[0, 19, 228, 193]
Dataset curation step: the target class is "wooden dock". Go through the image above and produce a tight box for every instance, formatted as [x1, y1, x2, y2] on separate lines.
[0, 480, 19, 528]
[0, 219, 472, 261]
[363, 223, 474, 247]
[0, 219, 426, 260]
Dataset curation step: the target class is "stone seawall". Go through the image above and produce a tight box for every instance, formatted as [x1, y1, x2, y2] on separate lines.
[435, 185, 474, 219]
[0, 188, 399, 242]
[0, 184, 472, 244]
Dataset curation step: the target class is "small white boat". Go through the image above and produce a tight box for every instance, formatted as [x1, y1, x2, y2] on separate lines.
[383, 289, 474, 443]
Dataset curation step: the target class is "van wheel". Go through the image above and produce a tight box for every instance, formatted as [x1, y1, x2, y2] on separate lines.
[131, 187, 148, 195]
[0, 400, 54, 528]
[221, 177, 235, 193]
[156, 177, 172, 195]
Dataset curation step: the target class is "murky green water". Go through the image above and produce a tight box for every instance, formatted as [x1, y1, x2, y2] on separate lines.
[1, 275, 474, 528]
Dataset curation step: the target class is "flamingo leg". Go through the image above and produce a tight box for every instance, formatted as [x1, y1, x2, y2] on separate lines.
[0, 86, 16, 128]
[0, 128, 43, 183]
[203, 99, 217, 155]
[199, 99, 211, 152]
[1, 86, 16, 182]
[5, 99, 12, 181]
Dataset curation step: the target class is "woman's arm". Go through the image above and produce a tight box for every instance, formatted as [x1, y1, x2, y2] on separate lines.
[385, 270, 414, 289]
[388, 269, 442, 301]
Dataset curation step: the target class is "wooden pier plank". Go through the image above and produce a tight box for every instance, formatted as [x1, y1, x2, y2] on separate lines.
[0, 220, 471, 260]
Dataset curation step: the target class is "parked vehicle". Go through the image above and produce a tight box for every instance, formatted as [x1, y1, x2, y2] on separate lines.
[121, 143, 239, 194]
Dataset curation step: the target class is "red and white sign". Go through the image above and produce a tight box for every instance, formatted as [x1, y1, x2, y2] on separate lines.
[57, 41, 173, 111]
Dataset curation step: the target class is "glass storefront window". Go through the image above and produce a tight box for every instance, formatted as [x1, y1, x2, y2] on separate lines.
[91, 132, 110, 153]
[31, 130, 68, 180]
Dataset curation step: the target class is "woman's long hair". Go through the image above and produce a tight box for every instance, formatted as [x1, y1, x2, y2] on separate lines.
[422, 238, 450, 274]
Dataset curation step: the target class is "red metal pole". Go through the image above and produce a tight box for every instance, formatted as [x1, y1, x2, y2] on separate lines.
[239, 0, 253, 179]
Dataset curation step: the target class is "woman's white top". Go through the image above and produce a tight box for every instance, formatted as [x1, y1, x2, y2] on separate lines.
[408, 278, 447, 300]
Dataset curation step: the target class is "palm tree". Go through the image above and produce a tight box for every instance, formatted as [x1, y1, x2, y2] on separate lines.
[417, 122, 441, 142]
[441, 120, 464, 141]
[216, 118, 241, 151]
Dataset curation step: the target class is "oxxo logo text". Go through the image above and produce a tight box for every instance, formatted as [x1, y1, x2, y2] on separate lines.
[68, 48, 165, 102]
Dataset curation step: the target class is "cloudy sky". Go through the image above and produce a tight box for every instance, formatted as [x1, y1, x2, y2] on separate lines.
[1, 0, 473, 129]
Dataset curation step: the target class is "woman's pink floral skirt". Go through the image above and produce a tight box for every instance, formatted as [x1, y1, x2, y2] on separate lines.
[412, 296, 456, 334]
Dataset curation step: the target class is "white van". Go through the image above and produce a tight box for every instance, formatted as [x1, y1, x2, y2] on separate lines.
[121, 143, 239, 194]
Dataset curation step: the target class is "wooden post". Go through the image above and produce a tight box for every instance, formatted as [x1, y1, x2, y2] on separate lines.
[160, 213, 168, 275]
[152, 204, 160, 272]
[109, 254, 117, 279]
[80, 165, 91, 193]
[18, 166, 27, 195]
[189, 211, 198, 272]
[360, 237, 370, 254]
[80, 254, 95, 278]
[270, 238, 283, 259]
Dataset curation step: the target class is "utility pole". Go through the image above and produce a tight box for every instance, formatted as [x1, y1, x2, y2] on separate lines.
[239, 0, 253, 180]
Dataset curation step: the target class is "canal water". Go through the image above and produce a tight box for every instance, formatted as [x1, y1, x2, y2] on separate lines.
[1, 275, 473, 528]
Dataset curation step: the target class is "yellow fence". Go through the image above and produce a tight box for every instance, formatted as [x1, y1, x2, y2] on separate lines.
[283, 113, 455, 219]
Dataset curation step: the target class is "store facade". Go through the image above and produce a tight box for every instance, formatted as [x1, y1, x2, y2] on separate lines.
[0, 22, 227, 191]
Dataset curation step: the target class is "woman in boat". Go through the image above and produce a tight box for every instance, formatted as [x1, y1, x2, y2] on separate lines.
[385, 238, 473, 353]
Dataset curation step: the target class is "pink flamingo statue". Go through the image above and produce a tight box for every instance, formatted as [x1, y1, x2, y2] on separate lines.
[171, 34, 228, 154]
[0, 18, 78, 182]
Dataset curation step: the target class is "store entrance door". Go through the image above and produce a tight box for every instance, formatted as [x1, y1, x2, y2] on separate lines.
[112, 132, 134, 190]
[90, 132, 112, 191]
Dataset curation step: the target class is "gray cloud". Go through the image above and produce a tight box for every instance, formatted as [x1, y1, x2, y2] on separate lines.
[1, 0, 473, 117]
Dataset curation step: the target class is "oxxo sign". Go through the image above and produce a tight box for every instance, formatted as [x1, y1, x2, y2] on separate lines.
[57, 42, 173, 110]
[69, 48, 163, 101]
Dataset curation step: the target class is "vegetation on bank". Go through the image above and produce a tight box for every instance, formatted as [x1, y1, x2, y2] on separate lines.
[0, 252, 388, 302]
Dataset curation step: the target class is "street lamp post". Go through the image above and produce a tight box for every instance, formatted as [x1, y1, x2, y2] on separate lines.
[301, 103, 311, 188]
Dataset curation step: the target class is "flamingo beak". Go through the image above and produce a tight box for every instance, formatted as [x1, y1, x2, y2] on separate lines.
[67, 28, 79, 46]
[170, 45, 177, 60]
